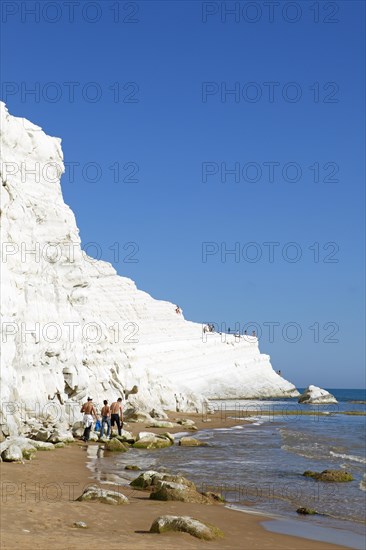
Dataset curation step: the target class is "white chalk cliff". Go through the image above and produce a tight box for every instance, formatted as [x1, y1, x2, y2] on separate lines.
[0, 103, 298, 434]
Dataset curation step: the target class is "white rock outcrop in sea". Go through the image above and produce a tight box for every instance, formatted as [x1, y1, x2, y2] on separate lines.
[0, 103, 299, 435]
[298, 385, 337, 404]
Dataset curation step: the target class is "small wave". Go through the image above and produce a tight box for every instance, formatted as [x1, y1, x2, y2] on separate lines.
[281, 444, 320, 460]
[330, 451, 366, 464]
[243, 416, 272, 423]
[212, 427, 234, 432]
[172, 431, 190, 438]
[359, 475, 366, 492]
[213, 425, 245, 431]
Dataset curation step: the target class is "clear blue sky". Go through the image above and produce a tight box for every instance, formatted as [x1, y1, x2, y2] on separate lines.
[2, 1, 365, 388]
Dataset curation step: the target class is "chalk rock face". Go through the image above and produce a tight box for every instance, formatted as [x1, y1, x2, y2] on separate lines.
[0, 103, 298, 434]
[298, 386, 337, 404]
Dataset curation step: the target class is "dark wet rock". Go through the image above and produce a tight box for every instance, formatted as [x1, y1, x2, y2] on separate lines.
[115, 430, 135, 443]
[296, 507, 318, 515]
[131, 470, 222, 504]
[132, 433, 173, 449]
[202, 491, 225, 502]
[150, 480, 209, 503]
[130, 471, 195, 491]
[303, 469, 353, 482]
[161, 432, 174, 444]
[103, 438, 129, 452]
[178, 436, 207, 447]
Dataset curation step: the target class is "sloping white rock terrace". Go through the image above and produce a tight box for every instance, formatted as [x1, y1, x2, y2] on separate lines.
[0, 103, 298, 434]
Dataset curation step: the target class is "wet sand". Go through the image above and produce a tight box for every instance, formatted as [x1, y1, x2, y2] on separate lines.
[0, 412, 350, 550]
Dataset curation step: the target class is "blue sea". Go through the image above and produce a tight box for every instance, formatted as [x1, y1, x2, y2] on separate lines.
[88, 388, 366, 549]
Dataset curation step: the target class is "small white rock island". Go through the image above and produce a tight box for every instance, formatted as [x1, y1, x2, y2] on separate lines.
[298, 385, 338, 404]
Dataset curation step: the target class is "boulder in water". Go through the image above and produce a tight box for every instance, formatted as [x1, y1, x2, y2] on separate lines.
[115, 429, 135, 443]
[178, 436, 207, 447]
[296, 507, 318, 515]
[298, 386, 337, 404]
[303, 469, 353, 482]
[103, 439, 129, 452]
[133, 433, 173, 449]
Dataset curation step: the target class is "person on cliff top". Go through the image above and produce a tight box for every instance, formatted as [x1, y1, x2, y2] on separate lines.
[110, 397, 124, 437]
[99, 399, 111, 439]
[80, 397, 98, 442]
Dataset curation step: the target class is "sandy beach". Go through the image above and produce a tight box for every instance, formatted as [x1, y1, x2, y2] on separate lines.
[0, 412, 350, 550]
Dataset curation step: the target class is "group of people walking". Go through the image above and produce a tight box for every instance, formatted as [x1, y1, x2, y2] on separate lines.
[203, 323, 215, 333]
[80, 396, 124, 442]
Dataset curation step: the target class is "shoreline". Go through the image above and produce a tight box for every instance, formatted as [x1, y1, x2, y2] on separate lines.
[0, 411, 352, 549]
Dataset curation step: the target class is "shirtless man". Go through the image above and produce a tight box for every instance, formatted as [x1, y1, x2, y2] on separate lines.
[99, 400, 111, 439]
[80, 397, 98, 442]
[110, 397, 124, 437]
